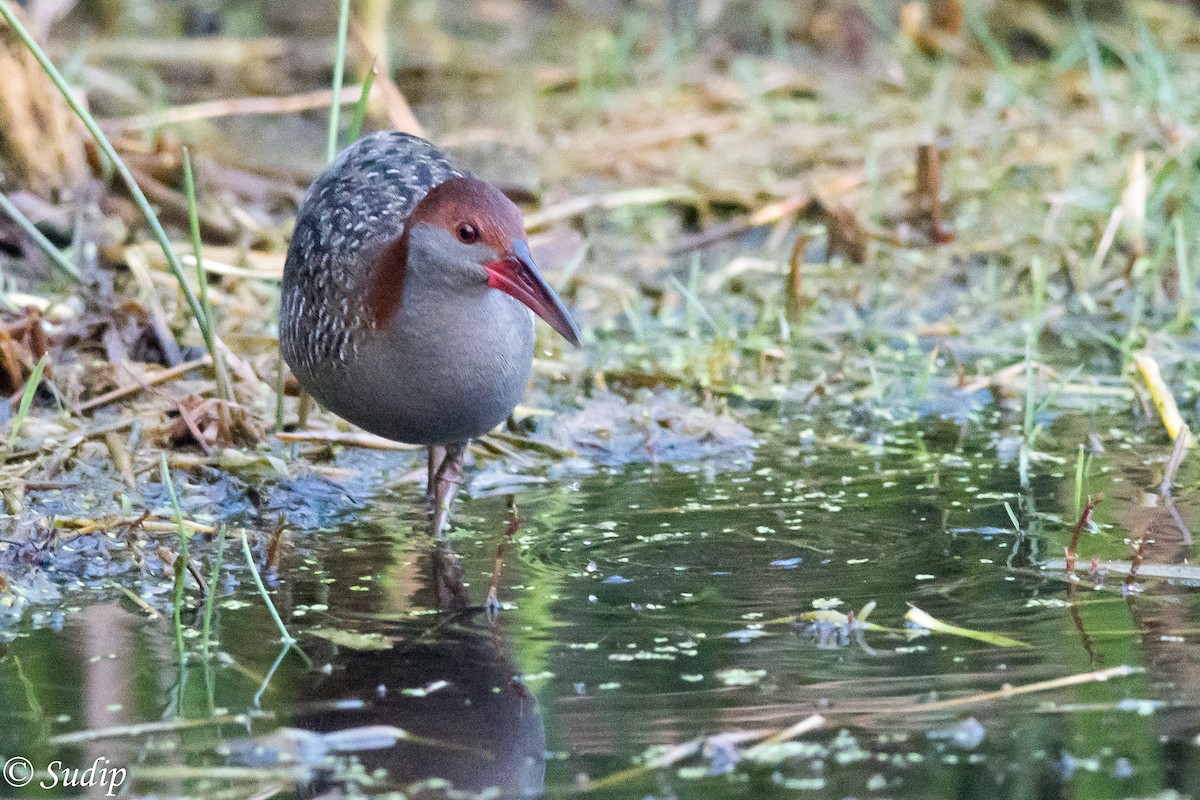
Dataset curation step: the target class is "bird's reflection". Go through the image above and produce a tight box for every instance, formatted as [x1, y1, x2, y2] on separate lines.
[284, 533, 546, 797]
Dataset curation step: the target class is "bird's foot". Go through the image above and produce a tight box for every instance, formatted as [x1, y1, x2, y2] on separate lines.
[484, 495, 521, 615]
[485, 585, 501, 617]
[505, 495, 522, 535]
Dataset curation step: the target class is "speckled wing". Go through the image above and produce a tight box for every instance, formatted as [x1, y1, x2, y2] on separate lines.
[280, 131, 465, 374]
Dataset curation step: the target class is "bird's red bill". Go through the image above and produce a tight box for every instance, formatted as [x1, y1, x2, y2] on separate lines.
[486, 240, 582, 347]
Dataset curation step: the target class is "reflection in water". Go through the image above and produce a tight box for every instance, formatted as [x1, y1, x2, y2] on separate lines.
[288, 535, 546, 797]
[5, 412, 1200, 799]
[78, 604, 134, 800]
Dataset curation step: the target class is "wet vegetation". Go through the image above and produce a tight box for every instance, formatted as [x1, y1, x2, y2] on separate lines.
[1, 0, 1200, 797]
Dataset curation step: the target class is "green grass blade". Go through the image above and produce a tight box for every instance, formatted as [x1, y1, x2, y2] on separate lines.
[327, 0, 353, 163]
[1175, 212, 1192, 328]
[181, 147, 233, 404]
[240, 531, 295, 646]
[201, 525, 226, 658]
[0, 191, 80, 281]
[964, 4, 1017, 96]
[345, 65, 376, 146]
[9, 354, 48, 440]
[1004, 501, 1021, 534]
[161, 452, 190, 662]
[1069, 0, 1114, 125]
[1074, 444, 1086, 520]
[181, 148, 210, 323]
[252, 644, 290, 708]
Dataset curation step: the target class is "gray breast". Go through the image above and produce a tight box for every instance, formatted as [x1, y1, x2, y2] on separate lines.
[320, 289, 535, 445]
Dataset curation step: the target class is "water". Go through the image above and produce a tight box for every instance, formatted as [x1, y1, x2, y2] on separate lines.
[1, 404, 1198, 799]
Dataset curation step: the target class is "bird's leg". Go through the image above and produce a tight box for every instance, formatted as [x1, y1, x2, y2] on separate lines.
[425, 444, 447, 502]
[429, 441, 466, 537]
[485, 495, 523, 617]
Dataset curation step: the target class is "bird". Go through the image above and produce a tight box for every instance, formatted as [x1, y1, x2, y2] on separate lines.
[280, 131, 581, 533]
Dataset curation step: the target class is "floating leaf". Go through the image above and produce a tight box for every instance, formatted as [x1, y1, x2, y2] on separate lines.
[905, 604, 1028, 648]
[715, 668, 767, 686]
[400, 679, 450, 697]
[216, 448, 290, 479]
[308, 627, 395, 651]
[1132, 352, 1194, 446]
[722, 628, 766, 642]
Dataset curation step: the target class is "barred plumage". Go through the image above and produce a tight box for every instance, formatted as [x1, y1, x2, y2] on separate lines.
[280, 132, 464, 376]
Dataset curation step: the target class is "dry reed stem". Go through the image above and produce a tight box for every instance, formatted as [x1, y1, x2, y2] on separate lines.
[885, 665, 1141, 715]
[101, 84, 367, 133]
[1064, 494, 1103, 582]
[78, 356, 210, 413]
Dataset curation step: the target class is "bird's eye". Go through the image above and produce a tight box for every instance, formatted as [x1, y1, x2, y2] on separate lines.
[457, 223, 479, 244]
